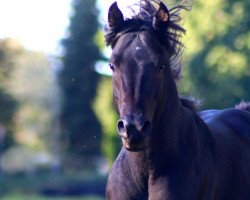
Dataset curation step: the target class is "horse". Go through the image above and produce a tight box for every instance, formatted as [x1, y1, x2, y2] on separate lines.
[104, 1, 250, 199]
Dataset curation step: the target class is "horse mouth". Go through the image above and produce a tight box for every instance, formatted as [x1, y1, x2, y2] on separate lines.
[122, 138, 145, 152]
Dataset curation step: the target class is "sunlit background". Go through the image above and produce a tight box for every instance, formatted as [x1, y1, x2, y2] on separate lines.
[0, 0, 249, 199]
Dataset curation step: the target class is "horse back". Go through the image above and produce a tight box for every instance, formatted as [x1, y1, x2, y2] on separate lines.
[200, 108, 250, 140]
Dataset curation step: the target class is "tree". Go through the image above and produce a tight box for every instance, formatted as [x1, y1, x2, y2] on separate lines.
[179, 0, 250, 109]
[0, 39, 20, 150]
[58, 0, 102, 160]
[8, 50, 55, 151]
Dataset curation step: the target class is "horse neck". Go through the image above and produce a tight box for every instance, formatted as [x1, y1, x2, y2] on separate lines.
[148, 76, 214, 172]
[149, 79, 182, 154]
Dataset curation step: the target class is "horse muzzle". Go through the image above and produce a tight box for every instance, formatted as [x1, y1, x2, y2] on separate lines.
[117, 115, 152, 151]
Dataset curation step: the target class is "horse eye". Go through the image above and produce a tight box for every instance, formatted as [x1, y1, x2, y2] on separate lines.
[159, 65, 165, 71]
[109, 63, 115, 71]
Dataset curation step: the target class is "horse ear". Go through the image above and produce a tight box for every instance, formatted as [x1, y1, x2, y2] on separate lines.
[153, 2, 170, 31]
[108, 2, 124, 30]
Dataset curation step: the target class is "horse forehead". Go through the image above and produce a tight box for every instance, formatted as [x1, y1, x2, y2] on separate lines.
[123, 37, 151, 62]
[113, 32, 160, 65]
[116, 34, 147, 53]
[136, 46, 142, 51]
[131, 42, 149, 59]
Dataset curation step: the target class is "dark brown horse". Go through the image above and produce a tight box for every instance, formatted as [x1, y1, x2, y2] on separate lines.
[105, 1, 250, 199]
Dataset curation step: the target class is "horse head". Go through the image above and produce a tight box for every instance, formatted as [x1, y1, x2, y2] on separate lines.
[106, 1, 185, 151]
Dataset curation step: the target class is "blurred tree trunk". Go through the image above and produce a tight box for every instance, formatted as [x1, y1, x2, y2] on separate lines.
[0, 39, 20, 151]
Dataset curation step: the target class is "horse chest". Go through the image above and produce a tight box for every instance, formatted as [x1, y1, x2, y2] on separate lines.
[106, 149, 174, 200]
[106, 164, 186, 200]
[106, 151, 205, 200]
[106, 151, 148, 199]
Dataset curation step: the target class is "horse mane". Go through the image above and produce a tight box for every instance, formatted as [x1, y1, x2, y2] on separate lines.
[180, 97, 201, 111]
[235, 101, 250, 112]
[105, 0, 191, 81]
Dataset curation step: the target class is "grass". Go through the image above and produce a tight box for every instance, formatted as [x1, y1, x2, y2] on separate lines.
[2, 195, 104, 200]
[1, 172, 106, 200]
[1, 171, 107, 194]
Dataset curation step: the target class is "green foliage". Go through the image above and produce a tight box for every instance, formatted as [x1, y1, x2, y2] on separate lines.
[179, 0, 250, 109]
[0, 88, 17, 127]
[0, 39, 20, 150]
[0, 87, 17, 150]
[7, 51, 54, 151]
[0, 39, 22, 84]
[93, 77, 119, 165]
[58, 0, 102, 157]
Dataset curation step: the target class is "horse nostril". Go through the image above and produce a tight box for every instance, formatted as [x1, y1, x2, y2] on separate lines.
[142, 121, 152, 134]
[117, 119, 127, 137]
[117, 118, 152, 138]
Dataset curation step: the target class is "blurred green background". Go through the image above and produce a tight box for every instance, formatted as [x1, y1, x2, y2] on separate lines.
[0, 0, 249, 199]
